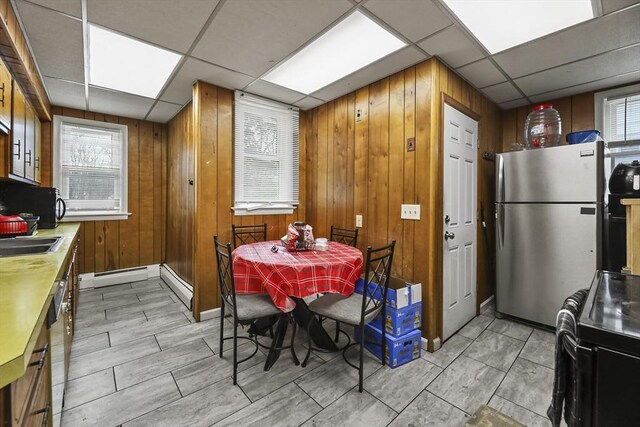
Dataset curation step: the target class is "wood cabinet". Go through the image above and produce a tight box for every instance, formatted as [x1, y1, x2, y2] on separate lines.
[10, 81, 25, 178]
[35, 118, 41, 183]
[24, 103, 35, 181]
[0, 60, 11, 131]
[0, 320, 51, 427]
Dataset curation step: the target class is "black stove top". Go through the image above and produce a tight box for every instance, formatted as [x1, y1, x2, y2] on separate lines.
[578, 271, 640, 357]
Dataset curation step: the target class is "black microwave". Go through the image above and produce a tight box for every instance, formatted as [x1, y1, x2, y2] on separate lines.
[2, 186, 66, 229]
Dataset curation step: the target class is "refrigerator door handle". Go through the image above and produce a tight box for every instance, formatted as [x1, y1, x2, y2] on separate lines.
[497, 154, 505, 203]
[496, 204, 505, 248]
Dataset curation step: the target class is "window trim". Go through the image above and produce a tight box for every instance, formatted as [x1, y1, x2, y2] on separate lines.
[53, 115, 130, 221]
[233, 91, 299, 216]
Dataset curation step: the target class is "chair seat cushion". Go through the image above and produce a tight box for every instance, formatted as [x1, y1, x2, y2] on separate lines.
[307, 293, 380, 326]
[230, 294, 281, 321]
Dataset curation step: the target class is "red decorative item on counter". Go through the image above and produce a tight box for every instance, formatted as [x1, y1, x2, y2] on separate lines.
[0, 215, 28, 237]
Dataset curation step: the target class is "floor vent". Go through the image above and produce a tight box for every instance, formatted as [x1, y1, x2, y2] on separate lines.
[160, 264, 193, 308]
[79, 264, 160, 289]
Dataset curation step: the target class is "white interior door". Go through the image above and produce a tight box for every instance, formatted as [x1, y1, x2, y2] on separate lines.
[443, 103, 478, 340]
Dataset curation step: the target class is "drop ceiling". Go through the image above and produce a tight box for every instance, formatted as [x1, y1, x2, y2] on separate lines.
[11, 0, 640, 123]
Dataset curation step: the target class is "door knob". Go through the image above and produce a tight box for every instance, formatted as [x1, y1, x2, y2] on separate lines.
[444, 231, 455, 240]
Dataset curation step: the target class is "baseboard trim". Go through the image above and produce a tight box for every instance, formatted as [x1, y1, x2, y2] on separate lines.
[79, 264, 161, 289]
[421, 337, 429, 352]
[160, 264, 193, 309]
[480, 295, 495, 312]
[200, 307, 222, 321]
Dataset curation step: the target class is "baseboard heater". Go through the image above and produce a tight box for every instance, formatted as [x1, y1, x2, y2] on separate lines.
[160, 264, 193, 309]
[79, 264, 161, 289]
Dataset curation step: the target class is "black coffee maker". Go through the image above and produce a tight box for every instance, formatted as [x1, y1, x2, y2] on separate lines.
[607, 160, 640, 272]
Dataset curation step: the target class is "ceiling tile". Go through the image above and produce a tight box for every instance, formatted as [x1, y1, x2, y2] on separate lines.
[192, 0, 352, 77]
[88, 86, 155, 120]
[24, 0, 81, 17]
[499, 98, 529, 110]
[15, 0, 84, 82]
[493, 4, 640, 78]
[481, 82, 522, 104]
[160, 58, 254, 105]
[87, 0, 219, 54]
[294, 96, 325, 111]
[417, 25, 485, 68]
[43, 77, 85, 109]
[311, 46, 427, 102]
[528, 69, 640, 103]
[514, 44, 640, 96]
[146, 101, 183, 123]
[456, 59, 505, 89]
[602, 0, 638, 14]
[243, 80, 305, 105]
[364, 0, 451, 42]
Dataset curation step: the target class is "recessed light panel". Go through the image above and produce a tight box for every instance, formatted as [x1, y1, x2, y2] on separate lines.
[89, 24, 182, 98]
[263, 11, 407, 95]
[442, 0, 594, 54]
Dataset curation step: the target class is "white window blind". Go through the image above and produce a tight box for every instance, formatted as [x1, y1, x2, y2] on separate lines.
[604, 93, 640, 143]
[53, 116, 128, 220]
[234, 91, 299, 215]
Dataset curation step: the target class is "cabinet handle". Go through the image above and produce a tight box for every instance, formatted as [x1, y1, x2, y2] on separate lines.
[37, 403, 51, 427]
[13, 140, 21, 158]
[26, 149, 32, 166]
[0, 82, 4, 107]
[35, 157, 40, 170]
[29, 343, 49, 370]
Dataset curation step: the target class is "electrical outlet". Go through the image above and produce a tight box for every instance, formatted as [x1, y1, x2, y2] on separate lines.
[401, 204, 420, 220]
[355, 214, 363, 228]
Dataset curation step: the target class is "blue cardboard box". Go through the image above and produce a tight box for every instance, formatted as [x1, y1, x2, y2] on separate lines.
[353, 323, 422, 368]
[354, 277, 422, 309]
[370, 302, 422, 337]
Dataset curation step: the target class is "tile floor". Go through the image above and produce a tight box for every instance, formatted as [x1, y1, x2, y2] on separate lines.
[59, 278, 558, 427]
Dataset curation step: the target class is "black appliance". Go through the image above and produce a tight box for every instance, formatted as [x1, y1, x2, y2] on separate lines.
[2, 186, 66, 229]
[607, 160, 640, 272]
[574, 271, 640, 427]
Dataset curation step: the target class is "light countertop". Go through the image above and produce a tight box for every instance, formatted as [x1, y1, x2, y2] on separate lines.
[0, 223, 80, 388]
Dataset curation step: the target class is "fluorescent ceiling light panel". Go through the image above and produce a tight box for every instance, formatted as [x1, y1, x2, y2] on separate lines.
[442, 0, 594, 54]
[89, 24, 181, 98]
[263, 11, 406, 94]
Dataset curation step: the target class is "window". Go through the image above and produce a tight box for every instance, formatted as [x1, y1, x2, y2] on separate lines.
[53, 116, 129, 220]
[595, 83, 640, 196]
[233, 92, 299, 215]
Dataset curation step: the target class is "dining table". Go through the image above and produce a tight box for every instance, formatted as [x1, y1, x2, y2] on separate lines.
[232, 240, 364, 370]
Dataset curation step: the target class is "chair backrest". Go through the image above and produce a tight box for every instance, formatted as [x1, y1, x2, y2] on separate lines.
[360, 240, 396, 320]
[330, 225, 359, 247]
[214, 235, 237, 311]
[232, 223, 267, 248]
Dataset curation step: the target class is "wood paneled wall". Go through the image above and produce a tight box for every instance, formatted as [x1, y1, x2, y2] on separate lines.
[303, 57, 502, 349]
[41, 107, 167, 274]
[165, 82, 307, 319]
[501, 92, 595, 152]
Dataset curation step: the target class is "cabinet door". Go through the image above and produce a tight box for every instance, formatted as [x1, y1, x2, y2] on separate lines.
[0, 60, 11, 130]
[35, 117, 41, 183]
[11, 82, 25, 177]
[24, 103, 35, 181]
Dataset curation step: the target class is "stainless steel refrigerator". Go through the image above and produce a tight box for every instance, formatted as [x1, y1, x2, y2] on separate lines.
[495, 142, 603, 327]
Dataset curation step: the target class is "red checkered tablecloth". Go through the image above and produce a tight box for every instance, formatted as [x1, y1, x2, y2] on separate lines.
[232, 241, 364, 312]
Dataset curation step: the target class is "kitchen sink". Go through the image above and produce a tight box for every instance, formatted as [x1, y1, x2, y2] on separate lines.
[0, 237, 62, 257]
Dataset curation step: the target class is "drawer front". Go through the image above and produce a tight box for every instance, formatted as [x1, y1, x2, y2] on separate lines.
[10, 322, 48, 426]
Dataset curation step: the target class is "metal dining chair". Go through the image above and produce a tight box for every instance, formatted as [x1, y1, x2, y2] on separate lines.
[330, 225, 359, 247]
[214, 236, 299, 385]
[231, 223, 267, 249]
[326, 225, 360, 342]
[302, 240, 396, 392]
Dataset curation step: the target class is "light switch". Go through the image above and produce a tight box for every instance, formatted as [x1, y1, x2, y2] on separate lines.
[355, 215, 363, 228]
[401, 204, 420, 220]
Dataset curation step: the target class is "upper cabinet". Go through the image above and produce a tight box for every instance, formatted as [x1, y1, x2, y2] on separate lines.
[34, 117, 41, 183]
[24, 103, 35, 181]
[11, 81, 25, 178]
[0, 60, 11, 131]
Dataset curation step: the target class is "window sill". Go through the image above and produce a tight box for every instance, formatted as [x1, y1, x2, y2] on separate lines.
[233, 205, 296, 216]
[61, 213, 132, 222]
